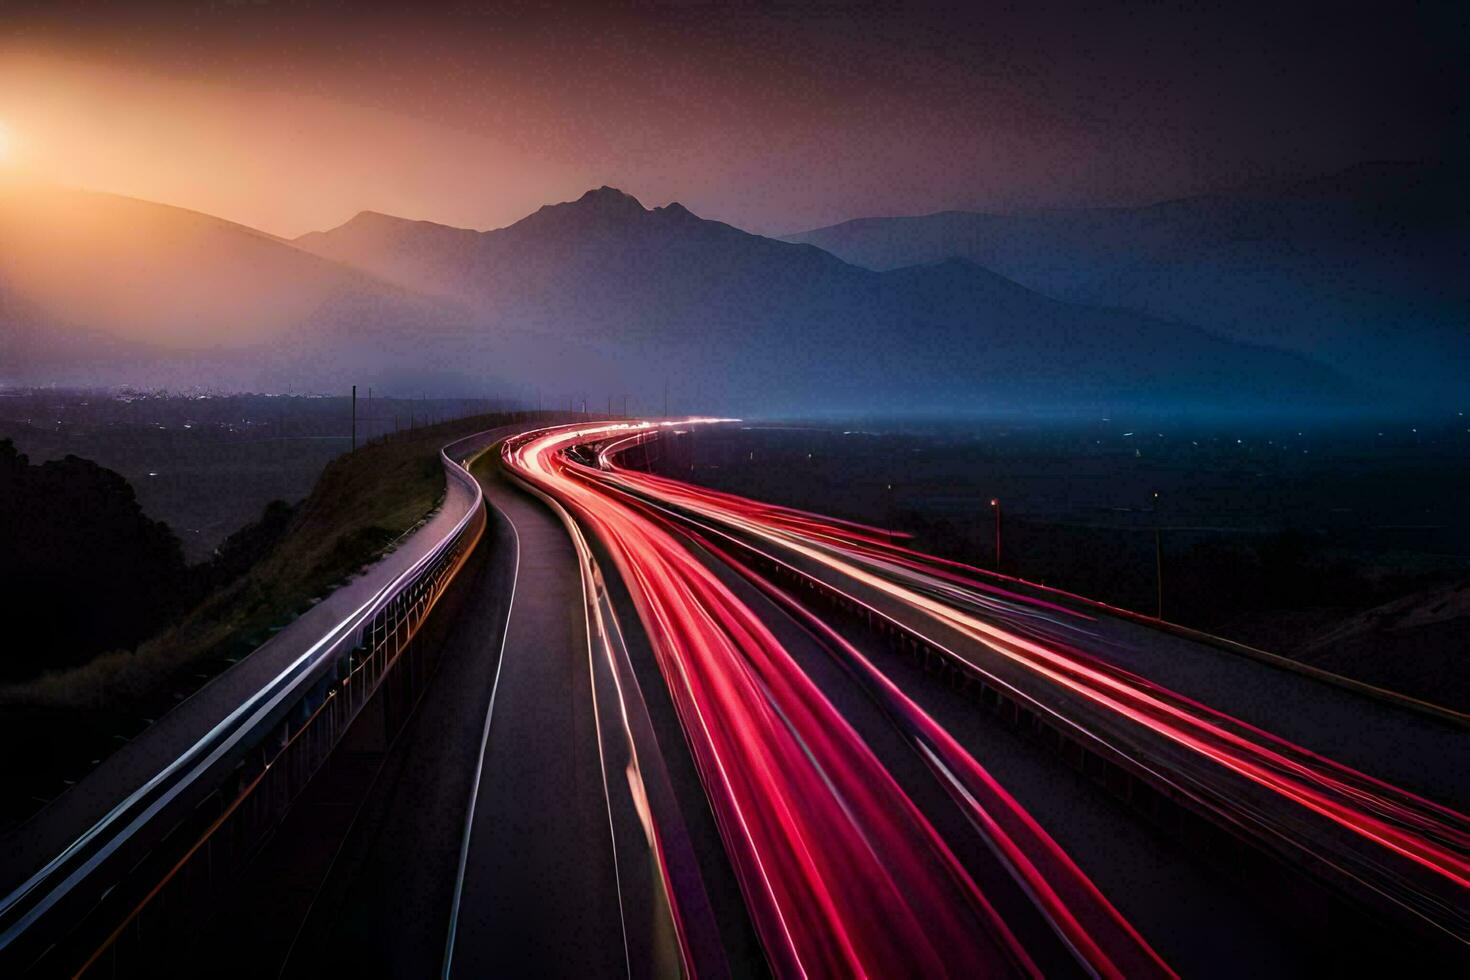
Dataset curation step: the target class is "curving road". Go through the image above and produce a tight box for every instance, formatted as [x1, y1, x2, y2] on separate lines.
[495, 420, 1470, 976]
[158, 419, 1470, 977]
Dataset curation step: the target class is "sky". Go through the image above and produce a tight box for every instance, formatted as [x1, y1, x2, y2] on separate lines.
[0, 1, 1464, 238]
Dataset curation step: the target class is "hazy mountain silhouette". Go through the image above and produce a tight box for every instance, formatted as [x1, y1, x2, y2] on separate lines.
[786, 161, 1468, 403]
[0, 180, 477, 390]
[296, 186, 1354, 412]
[6, 181, 1356, 413]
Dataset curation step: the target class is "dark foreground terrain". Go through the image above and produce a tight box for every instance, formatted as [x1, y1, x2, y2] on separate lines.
[0, 401, 546, 831]
[0, 390, 520, 561]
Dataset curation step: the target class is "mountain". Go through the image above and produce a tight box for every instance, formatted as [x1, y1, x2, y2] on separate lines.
[785, 162, 1469, 404]
[294, 186, 1354, 413]
[0, 180, 472, 390]
[296, 186, 854, 329]
[7, 181, 1355, 414]
[293, 209, 486, 301]
[1296, 578, 1470, 711]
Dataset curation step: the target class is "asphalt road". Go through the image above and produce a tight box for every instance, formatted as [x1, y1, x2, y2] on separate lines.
[444, 465, 626, 978]
[29, 419, 1464, 975]
[498, 422, 1470, 973]
[646, 513, 1331, 976]
[235, 420, 1470, 976]
[275, 455, 626, 978]
[646, 485, 1470, 952]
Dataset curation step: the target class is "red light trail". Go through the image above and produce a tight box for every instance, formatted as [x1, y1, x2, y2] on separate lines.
[503, 420, 1470, 973]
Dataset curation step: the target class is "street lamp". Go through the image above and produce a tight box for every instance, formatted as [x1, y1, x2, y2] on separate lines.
[990, 498, 1002, 571]
[1152, 490, 1163, 618]
[885, 483, 896, 545]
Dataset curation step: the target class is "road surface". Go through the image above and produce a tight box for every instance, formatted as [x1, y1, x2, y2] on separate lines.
[32, 418, 1467, 976]
[266, 457, 627, 977]
[495, 420, 1470, 975]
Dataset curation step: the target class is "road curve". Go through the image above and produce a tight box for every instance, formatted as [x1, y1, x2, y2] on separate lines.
[499, 419, 1470, 975]
[0, 420, 554, 974]
[442, 463, 628, 977]
[503, 422, 1174, 978]
[0, 434, 481, 895]
[26, 417, 1466, 976]
[262, 450, 628, 978]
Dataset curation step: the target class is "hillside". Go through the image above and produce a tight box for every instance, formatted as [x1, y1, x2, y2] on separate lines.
[6, 180, 1359, 414]
[296, 187, 1356, 414]
[0, 180, 468, 390]
[1295, 578, 1470, 710]
[0, 410, 543, 828]
[786, 162, 1470, 403]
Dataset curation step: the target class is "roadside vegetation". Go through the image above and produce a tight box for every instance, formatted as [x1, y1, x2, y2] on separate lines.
[1, 440, 188, 680]
[0, 410, 547, 829]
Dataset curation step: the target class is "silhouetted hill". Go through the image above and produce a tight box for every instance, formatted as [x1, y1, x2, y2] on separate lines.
[295, 187, 1356, 413]
[6, 180, 1359, 413]
[1297, 578, 1470, 711]
[786, 162, 1468, 403]
[0, 439, 186, 680]
[298, 186, 854, 324]
[0, 180, 471, 390]
[294, 209, 486, 300]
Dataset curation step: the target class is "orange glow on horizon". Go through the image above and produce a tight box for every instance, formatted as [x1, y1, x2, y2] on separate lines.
[0, 51, 588, 239]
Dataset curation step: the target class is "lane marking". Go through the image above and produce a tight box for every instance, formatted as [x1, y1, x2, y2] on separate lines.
[536, 483, 635, 978]
[442, 485, 521, 979]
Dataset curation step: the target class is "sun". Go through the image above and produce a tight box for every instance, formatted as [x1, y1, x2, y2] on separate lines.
[0, 122, 10, 161]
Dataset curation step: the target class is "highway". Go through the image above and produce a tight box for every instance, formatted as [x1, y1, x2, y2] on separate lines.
[235, 460, 628, 977]
[0, 430, 481, 894]
[443, 464, 627, 976]
[493, 420, 1470, 975]
[0, 421, 540, 975]
[260, 445, 753, 977]
[12, 417, 1466, 975]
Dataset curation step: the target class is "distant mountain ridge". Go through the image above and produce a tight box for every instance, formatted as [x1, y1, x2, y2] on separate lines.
[5, 180, 1359, 414]
[0, 181, 462, 347]
[296, 186, 853, 317]
[785, 161, 1469, 402]
[0, 179, 509, 391]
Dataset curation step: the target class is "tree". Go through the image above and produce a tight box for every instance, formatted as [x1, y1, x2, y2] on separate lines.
[0, 440, 187, 681]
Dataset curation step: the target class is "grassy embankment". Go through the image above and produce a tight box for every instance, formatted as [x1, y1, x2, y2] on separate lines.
[0, 411, 548, 827]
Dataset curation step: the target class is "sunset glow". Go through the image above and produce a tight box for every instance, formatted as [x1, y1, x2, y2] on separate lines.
[1, 4, 1460, 238]
[0, 3, 1465, 977]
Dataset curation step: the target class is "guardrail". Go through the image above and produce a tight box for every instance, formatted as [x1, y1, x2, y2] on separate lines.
[0, 437, 494, 977]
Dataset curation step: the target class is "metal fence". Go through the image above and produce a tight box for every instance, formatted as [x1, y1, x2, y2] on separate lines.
[0, 443, 490, 977]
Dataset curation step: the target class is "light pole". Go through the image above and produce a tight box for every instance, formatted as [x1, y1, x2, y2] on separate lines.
[990, 498, 1002, 571]
[885, 483, 896, 546]
[1152, 490, 1163, 618]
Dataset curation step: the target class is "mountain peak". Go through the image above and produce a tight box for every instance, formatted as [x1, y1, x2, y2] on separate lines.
[342, 209, 400, 229]
[572, 185, 646, 214]
[509, 185, 651, 235]
[295, 209, 414, 242]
